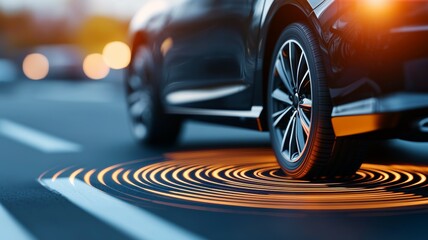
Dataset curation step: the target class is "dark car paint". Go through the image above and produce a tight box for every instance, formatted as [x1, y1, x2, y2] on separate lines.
[129, 0, 428, 137]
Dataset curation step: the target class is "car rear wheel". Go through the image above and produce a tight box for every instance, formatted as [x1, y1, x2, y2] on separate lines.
[267, 23, 366, 179]
[126, 47, 182, 146]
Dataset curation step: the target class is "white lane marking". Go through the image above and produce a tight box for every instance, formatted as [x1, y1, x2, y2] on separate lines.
[0, 204, 35, 240]
[0, 119, 81, 153]
[40, 178, 204, 240]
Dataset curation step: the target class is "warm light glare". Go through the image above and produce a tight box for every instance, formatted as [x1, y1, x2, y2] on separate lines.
[83, 53, 110, 80]
[363, 0, 389, 9]
[358, 0, 396, 22]
[22, 53, 49, 80]
[361, 0, 394, 15]
[102, 41, 131, 70]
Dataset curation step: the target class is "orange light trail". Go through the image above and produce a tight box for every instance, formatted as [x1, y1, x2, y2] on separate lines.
[98, 164, 121, 186]
[69, 168, 84, 185]
[84, 169, 96, 186]
[112, 169, 124, 185]
[51, 167, 72, 182]
[41, 149, 428, 212]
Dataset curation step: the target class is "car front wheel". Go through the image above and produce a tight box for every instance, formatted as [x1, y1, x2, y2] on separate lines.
[267, 23, 366, 179]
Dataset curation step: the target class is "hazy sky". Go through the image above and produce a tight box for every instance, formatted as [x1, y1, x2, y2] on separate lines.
[0, 0, 145, 20]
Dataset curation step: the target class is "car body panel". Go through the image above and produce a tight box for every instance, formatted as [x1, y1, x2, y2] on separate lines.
[128, 0, 428, 138]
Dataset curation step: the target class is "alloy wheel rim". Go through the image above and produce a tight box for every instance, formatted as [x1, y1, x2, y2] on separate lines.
[271, 39, 313, 163]
[127, 74, 151, 139]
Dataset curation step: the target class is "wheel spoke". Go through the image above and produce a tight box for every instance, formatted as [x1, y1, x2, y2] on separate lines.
[130, 100, 145, 117]
[288, 42, 296, 87]
[280, 47, 295, 89]
[133, 123, 147, 138]
[128, 75, 142, 90]
[298, 108, 310, 136]
[296, 51, 304, 85]
[295, 116, 306, 154]
[129, 90, 149, 118]
[288, 117, 296, 160]
[273, 106, 292, 127]
[280, 111, 297, 152]
[298, 70, 310, 93]
[299, 98, 312, 109]
[272, 88, 292, 105]
[272, 109, 286, 118]
[275, 57, 293, 95]
[128, 91, 142, 104]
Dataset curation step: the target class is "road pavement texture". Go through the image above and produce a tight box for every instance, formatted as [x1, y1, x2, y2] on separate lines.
[1, 79, 428, 240]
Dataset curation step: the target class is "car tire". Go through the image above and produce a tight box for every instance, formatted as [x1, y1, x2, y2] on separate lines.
[267, 23, 366, 179]
[126, 47, 182, 146]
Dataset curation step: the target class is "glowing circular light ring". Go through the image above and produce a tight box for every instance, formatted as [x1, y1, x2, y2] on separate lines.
[43, 149, 428, 211]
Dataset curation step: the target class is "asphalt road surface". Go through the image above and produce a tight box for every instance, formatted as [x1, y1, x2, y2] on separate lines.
[1, 78, 428, 240]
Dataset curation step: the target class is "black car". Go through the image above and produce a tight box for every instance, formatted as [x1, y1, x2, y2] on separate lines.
[126, 0, 428, 179]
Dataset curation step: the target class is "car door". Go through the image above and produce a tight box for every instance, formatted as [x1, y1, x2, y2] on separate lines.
[161, 0, 266, 110]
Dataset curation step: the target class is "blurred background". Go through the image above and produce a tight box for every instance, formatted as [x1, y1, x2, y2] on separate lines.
[0, 0, 144, 82]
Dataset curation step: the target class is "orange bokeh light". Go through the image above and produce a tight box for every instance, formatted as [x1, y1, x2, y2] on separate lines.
[83, 53, 110, 80]
[102, 41, 131, 70]
[22, 53, 49, 80]
[161, 38, 174, 56]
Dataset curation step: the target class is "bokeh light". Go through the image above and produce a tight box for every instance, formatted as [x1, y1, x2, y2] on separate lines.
[161, 38, 173, 56]
[22, 53, 49, 80]
[83, 53, 110, 80]
[102, 41, 131, 70]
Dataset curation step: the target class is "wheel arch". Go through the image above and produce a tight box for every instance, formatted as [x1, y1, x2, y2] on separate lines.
[258, 3, 326, 129]
[130, 31, 150, 59]
[128, 30, 160, 86]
